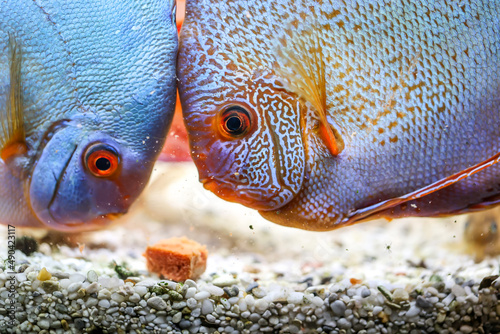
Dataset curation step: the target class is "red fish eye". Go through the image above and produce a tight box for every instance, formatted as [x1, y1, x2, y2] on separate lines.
[85, 146, 120, 177]
[220, 106, 251, 138]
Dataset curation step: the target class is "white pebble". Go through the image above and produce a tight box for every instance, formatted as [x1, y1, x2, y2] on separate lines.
[185, 287, 197, 299]
[111, 293, 126, 303]
[86, 298, 98, 307]
[405, 306, 421, 318]
[135, 279, 156, 288]
[212, 275, 239, 287]
[86, 282, 100, 294]
[187, 298, 198, 309]
[15, 273, 27, 282]
[129, 293, 141, 303]
[245, 295, 255, 307]
[228, 297, 240, 304]
[287, 292, 304, 304]
[191, 308, 201, 317]
[98, 289, 111, 300]
[451, 285, 466, 297]
[147, 296, 168, 310]
[98, 299, 110, 308]
[238, 299, 248, 312]
[172, 312, 182, 323]
[372, 306, 383, 315]
[59, 279, 71, 289]
[87, 270, 98, 283]
[392, 288, 409, 302]
[194, 291, 211, 300]
[184, 279, 198, 288]
[311, 296, 323, 307]
[255, 299, 268, 311]
[201, 299, 214, 314]
[442, 293, 454, 306]
[205, 285, 224, 296]
[68, 282, 82, 293]
[133, 285, 148, 297]
[251, 287, 267, 298]
[69, 273, 86, 283]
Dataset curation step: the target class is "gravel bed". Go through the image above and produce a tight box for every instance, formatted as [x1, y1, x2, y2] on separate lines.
[0, 258, 499, 334]
[1, 164, 499, 333]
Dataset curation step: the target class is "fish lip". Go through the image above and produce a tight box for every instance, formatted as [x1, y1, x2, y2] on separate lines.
[200, 177, 280, 211]
[38, 209, 124, 232]
[201, 177, 216, 190]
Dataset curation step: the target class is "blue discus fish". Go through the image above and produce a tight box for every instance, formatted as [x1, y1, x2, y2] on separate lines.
[0, 0, 178, 230]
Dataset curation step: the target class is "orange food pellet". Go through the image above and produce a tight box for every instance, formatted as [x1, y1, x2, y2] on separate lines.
[350, 278, 362, 285]
[143, 237, 207, 282]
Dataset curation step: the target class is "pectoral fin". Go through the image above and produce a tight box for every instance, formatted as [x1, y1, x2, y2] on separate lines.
[1, 35, 27, 163]
[275, 26, 343, 156]
[343, 152, 500, 224]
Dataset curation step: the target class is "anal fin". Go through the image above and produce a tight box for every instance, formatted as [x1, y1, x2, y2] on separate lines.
[342, 151, 500, 225]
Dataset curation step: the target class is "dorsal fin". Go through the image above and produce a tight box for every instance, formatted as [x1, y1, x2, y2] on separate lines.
[1, 35, 27, 162]
[275, 26, 343, 156]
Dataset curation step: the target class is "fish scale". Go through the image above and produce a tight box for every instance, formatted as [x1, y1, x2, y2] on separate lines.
[0, 0, 177, 229]
[179, 0, 500, 230]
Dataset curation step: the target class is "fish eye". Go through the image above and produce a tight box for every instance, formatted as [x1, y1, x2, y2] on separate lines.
[85, 145, 120, 178]
[219, 106, 252, 138]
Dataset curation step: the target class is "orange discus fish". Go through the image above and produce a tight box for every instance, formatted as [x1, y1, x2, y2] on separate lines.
[178, 0, 500, 231]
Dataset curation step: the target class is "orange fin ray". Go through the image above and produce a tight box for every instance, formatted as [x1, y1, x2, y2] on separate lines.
[1, 35, 27, 162]
[343, 151, 500, 224]
[319, 123, 339, 156]
[275, 25, 342, 156]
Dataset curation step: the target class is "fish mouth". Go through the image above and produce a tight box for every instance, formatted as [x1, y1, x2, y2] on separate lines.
[201, 177, 277, 211]
[40, 211, 125, 232]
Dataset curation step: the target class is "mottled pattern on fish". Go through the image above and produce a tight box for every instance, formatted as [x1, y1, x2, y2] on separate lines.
[0, 0, 177, 229]
[179, 0, 500, 230]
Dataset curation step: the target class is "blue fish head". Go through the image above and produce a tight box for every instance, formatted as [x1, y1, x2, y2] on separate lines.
[29, 123, 160, 230]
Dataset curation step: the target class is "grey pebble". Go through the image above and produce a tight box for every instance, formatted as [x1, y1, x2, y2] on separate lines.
[249, 313, 260, 322]
[416, 296, 433, 309]
[75, 318, 86, 330]
[338, 318, 352, 329]
[55, 304, 67, 314]
[37, 319, 50, 329]
[245, 282, 259, 293]
[360, 288, 371, 298]
[52, 291, 64, 299]
[223, 285, 239, 297]
[179, 320, 191, 329]
[330, 300, 346, 316]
